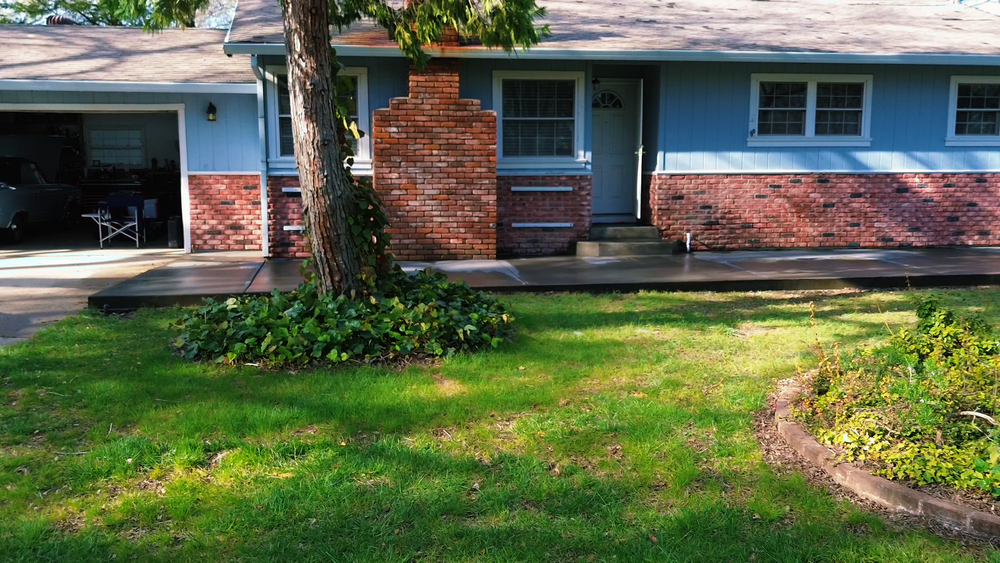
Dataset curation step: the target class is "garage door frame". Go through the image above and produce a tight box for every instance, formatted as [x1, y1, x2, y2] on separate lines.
[0, 103, 192, 252]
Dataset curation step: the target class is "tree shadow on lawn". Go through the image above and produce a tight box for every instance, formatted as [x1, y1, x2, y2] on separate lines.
[3, 288, 978, 451]
[9, 287, 996, 447]
[3, 290, 1000, 560]
[1, 436, 989, 563]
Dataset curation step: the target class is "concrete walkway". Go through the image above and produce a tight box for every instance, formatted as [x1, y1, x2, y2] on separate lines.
[88, 246, 1000, 310]
[0, 230, 180, 346]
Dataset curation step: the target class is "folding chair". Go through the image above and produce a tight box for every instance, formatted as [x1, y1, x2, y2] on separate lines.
[97, 195, 146, 248]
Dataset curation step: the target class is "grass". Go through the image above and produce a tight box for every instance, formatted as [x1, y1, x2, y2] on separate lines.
[2, 288, 1000, 562]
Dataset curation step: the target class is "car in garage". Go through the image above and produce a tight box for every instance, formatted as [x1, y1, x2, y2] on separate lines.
[0, 156, 82, 243]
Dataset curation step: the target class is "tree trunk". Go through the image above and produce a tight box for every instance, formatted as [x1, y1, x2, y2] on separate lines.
[281, 0, 363, 295]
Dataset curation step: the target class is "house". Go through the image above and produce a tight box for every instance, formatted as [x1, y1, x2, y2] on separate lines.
[5, 0, 1000, 258]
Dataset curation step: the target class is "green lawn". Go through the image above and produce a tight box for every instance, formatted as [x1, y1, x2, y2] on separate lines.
[2, 289, 999, 562]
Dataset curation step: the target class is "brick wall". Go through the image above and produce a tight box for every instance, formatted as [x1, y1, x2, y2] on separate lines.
[372, 59, 498, 261]
[497, 175, 593, 256]
[188, 174, 262, 251]
[650, 173, 1000, 250]
[266, 176, 310, 259]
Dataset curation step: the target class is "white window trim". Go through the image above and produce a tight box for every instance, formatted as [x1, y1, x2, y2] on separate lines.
[946, 76, 1000, 147]
[265, 65, 371, 171]
[493, 70, 587, 171]
[747, 73, 873, 147]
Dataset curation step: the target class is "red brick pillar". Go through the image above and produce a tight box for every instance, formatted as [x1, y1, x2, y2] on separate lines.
[372, 59, 497, 260]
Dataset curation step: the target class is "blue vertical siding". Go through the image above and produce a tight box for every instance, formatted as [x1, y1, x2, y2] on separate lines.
[660, 62, 1000, 173]
[0, 89, 259, 172]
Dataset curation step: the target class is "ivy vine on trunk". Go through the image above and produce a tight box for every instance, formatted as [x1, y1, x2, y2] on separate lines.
[280, 0, 548, 295]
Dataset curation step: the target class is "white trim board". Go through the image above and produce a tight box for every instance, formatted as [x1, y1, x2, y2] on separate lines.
[264, 65, 370, 165]
[511, 222, 574, 228]
[747, 74, 874, 148]
[492, 70, 587, 168]
[0, 79, 256, 94]
[223, 43, 1000, 66]
[510, 186, 574, 192]
[187, 171, 260, 175]
[945, 76, 1000, 147]
[652, 169, 1000, 175]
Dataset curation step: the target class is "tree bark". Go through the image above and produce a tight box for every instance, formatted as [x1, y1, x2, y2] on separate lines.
[281, 0, 363, 295]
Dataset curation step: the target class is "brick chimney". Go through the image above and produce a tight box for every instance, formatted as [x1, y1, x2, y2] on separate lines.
[371, 59, 498, 260]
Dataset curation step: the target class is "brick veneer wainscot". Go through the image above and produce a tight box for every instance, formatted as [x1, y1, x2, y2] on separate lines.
[188, 174, 262, 251]
[267, 175, 310, 259]
[371, 59, 498, 260]
[497, 175, 593, 256]
[650, 173, 1000, 250]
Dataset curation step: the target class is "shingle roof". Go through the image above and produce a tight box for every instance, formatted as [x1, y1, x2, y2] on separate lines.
[226, 0, 1000, 57]
[0, 25, 254, 83]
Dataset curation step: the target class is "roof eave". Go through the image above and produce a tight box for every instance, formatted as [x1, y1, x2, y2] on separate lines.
[0, 79, 257, 93]
[223, 41, 1000, 66]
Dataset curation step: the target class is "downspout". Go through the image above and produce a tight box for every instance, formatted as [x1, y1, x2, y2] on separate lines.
[251, 55, 270, 258]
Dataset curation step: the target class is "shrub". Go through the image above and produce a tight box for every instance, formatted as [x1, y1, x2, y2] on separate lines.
[798, 296, 1000, 496]
[172, 268, 514, 367]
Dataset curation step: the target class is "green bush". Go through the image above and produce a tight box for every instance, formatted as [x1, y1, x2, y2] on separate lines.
[799, 296, 1000, 496]
[172, 268, 514, 366]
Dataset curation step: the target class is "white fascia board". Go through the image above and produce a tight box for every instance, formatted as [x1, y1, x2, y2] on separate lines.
[223, 42, 1000, 66]
[0, 79, 257, 94]
[652, 169, 1000, 175]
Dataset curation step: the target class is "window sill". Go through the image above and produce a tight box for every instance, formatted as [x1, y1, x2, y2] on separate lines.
[498, 158, 590, 176]
[747, 137, 872, 148]
[945, 137, 1000, 147]
[267, 158, 373, 176]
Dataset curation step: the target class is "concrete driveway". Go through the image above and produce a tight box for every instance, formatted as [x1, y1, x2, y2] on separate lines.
[0, 226, 184, 346]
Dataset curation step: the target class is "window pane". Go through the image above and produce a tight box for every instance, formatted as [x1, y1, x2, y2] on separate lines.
[817, 83, 864, 109]
[958, 84, 1000, 110]
[956, 110, 999, 136]
[501, 78, 577, 157]
[279, 117, 294, 156]
[757, 109, 806, 135]
[815, 109, 863, 136]
[277, 74, 291, 115]
[502, 79, 575, 119]
[759, 82, 807, 109]
[89, 129, 144, 166]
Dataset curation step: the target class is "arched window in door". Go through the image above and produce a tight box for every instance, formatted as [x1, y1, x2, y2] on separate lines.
[592, 91, 624, 109]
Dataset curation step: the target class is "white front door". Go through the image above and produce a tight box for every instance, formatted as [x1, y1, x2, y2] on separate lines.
[591, 80, 641, 223]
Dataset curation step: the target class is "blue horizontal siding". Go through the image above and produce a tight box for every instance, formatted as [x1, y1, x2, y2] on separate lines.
[0, 89, 259, 172]
[660, 62, 1000, 173]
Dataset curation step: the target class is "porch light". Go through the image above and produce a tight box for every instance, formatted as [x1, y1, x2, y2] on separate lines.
[591, 77, 601, 88]
[206, 102, 217, 122]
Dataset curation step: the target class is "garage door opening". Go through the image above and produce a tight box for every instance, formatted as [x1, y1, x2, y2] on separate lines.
[0, 105, 189, 252]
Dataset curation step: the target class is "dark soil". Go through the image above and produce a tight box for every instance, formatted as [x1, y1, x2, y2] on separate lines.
[754, 393, 999, 549]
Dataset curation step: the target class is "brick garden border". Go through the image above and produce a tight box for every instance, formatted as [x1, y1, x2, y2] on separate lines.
[774, 380, 1000, 539]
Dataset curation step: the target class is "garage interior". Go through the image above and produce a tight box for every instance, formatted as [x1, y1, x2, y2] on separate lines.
[0, 110, 183, 248]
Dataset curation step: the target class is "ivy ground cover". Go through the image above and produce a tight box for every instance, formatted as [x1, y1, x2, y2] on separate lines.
[2, 290, 1000, 562]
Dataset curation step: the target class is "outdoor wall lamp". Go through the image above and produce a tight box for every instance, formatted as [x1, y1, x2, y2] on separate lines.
[206, 102, 218, 122]
[591, 77, 601, 88]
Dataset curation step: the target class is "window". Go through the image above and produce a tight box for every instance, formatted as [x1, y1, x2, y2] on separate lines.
[267, 66, 370, 168]
[89, 128, 145, 167]
[947, 76, 1000, 146]
[493, 71, 586, 170]
[748, 74, 873, 147]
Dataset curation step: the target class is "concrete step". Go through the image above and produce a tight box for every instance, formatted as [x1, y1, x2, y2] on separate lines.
[589, 225, 661, 241]
[576, 239, 683, 257]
